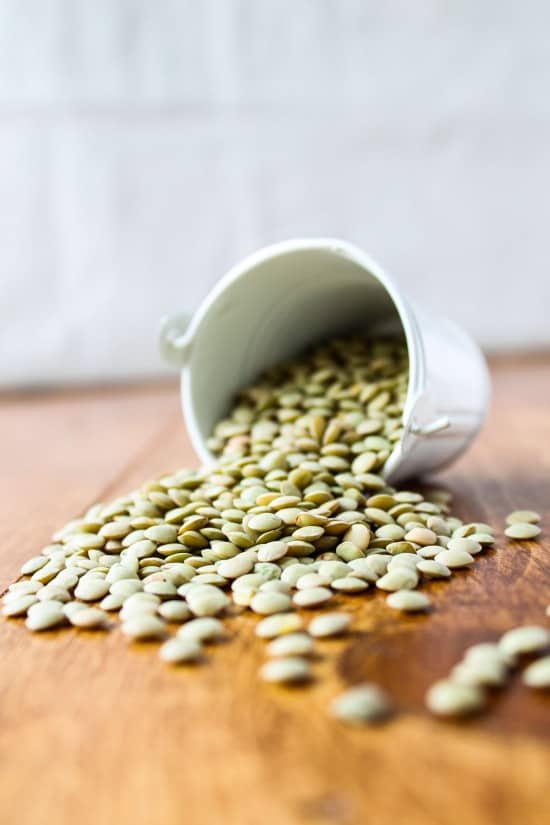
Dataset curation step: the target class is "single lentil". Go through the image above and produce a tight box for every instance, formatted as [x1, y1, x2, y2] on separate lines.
[26, 601, 66, 631]
[292, 587, 333, 608]
[266, 633, 315, 657]
[330, 683, 392, 724]
[506, 510, 541, 525]
[158, 600, 192, 622]
[450, 658, 508, 688]
[376, 568, 418, 592]
[260, 657, 312, 684]
[186, 585, 230, 617]
[416, 560, 451, 579]
[250, 592, 292, 615]
[178, 617, 225, 643]
[498, 626, 550, 662]
[434, 549, 475, 569]
[426, 680, 486, 717]
[309, 612, 351, 638]
[255, 613, 304, 639]
[2, 594, 38, 617]
[160, 637, 202, 664]
[522, 656, 550, 688]
[386, 590, 431, 612]
[504, 523, 541, 540]
[331, 577, 369, 593]
[121, 615, 166, 640]
[68, 607, 108, 629]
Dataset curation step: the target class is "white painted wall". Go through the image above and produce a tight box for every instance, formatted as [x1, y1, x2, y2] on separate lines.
[1, 1, 549, 386]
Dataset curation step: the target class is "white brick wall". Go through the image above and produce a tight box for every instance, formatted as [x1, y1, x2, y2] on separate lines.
[0, 1, 549, 385]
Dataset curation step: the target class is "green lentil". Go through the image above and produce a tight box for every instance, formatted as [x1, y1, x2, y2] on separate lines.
[376, 568, 418, 592]
[121, 615, 166, 640]
[506, 510, 541, 525]
[498, 625, 550, 662]
[26, 601, 66, 631]
[426, 680, 485, 717]
[255, 613, 304, 639]
[250, 592, 292, 615]
[260, 657, 312, 684]
[68, 607, 108, 629]
[178, 617, 225, 643]
[504, 523, 541, 540]
[292, 587, 333, 608]
[266, 633, 315, 657]
[308, 612, 351, 638]
[330, 683, 392, 724]
[522, 656, 550, 688]
[386, 590, 430, 612]
[2, 594, 38, 617]
[160, 637, 202, 664]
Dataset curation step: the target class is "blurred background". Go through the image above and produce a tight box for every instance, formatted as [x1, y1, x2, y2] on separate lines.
[1, 0, 549, 388]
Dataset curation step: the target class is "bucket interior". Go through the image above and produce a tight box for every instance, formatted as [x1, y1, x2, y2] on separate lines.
[183, 242, 412, 463]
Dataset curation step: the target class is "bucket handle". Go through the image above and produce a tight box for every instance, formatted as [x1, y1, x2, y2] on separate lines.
[159, 312, 192, 366]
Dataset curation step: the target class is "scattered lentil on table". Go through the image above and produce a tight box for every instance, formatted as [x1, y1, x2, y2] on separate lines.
[2, 334, 545, 724]
[424, 621, 550, 715]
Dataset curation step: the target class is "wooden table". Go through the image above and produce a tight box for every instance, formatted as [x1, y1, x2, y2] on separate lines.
[1, 357, 549, 825]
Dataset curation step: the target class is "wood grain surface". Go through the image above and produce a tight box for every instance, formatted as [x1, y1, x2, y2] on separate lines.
[0, 359, 549, 825]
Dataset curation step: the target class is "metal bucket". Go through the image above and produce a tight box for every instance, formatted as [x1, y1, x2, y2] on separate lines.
[159, 238, 490, 484]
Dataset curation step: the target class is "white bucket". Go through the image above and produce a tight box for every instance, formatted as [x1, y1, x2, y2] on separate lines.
[159, 238, 490, 484]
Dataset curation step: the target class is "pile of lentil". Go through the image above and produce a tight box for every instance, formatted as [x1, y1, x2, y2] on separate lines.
[2, 335, 547, 722]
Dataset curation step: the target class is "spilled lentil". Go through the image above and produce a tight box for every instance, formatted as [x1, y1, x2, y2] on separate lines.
[2, 335, 544, 724]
